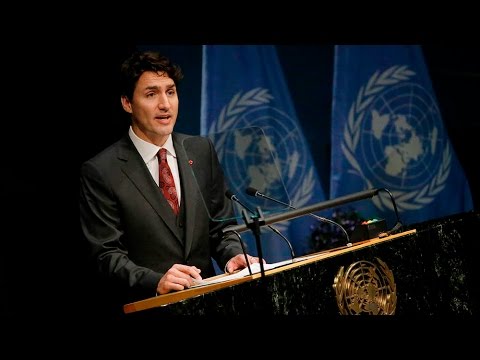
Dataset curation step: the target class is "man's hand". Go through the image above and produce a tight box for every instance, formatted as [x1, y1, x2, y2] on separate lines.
[225, 253, 265, 273]
[157, 264, 202, 295]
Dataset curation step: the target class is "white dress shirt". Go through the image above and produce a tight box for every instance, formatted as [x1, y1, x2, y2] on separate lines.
[128, 127, 181, 206]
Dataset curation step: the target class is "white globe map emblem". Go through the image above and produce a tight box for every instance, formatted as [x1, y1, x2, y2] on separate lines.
[208, 88, 315, 216]
[342, 65, 452, 211]
[362, 82, 444, 190]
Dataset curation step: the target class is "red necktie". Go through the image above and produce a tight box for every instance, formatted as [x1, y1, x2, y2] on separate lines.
[158, 148, 179, 216]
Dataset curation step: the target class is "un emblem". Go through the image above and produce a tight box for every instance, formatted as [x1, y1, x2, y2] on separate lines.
[208, 88, 315, 229]
[342, 66, 452, 212]
[333, 258, 397, 315]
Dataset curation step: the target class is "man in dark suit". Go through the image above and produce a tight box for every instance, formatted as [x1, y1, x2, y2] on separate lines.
[79, 50, 260, 317]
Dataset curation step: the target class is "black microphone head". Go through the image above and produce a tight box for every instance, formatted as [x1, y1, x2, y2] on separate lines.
[245, 187, 258, 197]
[225, 190, 235, 200]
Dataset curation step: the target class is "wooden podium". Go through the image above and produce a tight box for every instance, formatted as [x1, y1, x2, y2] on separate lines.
[122, 211, 479, 317]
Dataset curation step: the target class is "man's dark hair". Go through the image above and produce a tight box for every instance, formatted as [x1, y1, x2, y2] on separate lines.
[120, 50, 184, 100]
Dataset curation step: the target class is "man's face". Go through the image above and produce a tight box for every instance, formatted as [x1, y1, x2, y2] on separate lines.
[121, 71, 179, 146]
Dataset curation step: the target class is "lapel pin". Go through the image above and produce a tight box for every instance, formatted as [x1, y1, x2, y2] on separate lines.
[188, 160, 193, 165]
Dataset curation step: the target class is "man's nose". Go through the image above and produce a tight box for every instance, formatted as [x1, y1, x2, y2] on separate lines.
[157, 94, 170, 109]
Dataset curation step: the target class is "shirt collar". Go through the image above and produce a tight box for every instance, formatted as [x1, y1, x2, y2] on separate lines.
[128, 126, 176, 163]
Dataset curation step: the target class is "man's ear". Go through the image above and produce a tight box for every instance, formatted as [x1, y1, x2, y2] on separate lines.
[121, 95, 132, 113]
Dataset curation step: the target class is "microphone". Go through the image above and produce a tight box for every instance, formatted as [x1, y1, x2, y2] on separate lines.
[222, 188, 381, 235]
[245, 187, 352, 247]
[222, 190, 252, 275]
[225, 190, 295, 260]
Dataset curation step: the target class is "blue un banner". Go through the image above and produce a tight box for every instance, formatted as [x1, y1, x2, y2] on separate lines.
[330, 45, 473, 227]
[201, 45, 327, 261]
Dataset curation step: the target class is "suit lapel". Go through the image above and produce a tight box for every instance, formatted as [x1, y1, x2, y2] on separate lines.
[174, 134, 199, 257]
[118, 136, 182, 242]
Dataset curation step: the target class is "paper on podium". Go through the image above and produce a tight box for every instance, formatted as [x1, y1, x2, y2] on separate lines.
[191, 259, 293, 288]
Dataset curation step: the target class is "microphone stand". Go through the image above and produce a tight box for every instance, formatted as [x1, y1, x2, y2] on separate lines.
[248, 188, 352, 247]
[223, 188, 381, 235]
[223, 229, 252, 276]
[241, 207, 266, 280]
[377, 188, 403, 237]
[228, 192, 295, 260]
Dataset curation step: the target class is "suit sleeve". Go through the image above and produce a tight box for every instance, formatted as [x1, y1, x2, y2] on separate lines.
[79, 161, 161, 296]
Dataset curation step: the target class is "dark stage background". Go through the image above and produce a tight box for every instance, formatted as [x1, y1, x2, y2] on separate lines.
[1, 42, 478, 322]
[73, 44, 480, 209]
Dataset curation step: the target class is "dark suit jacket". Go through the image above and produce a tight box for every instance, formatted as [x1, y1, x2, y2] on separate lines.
[79, 132, 243, 305]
